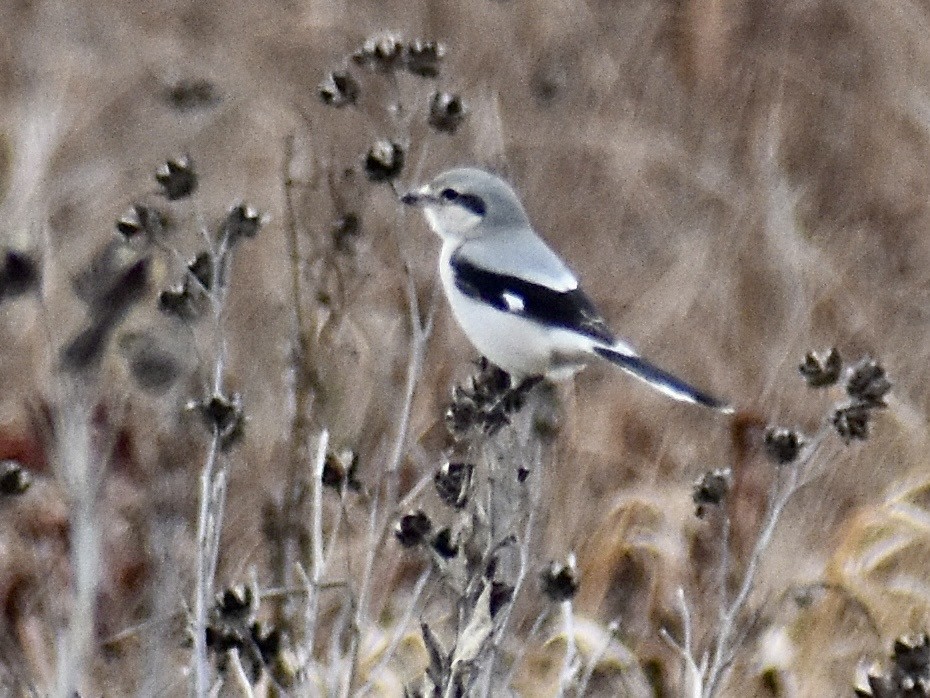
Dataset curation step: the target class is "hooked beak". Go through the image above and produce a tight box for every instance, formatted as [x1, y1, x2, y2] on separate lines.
[399, 185, 433, 207]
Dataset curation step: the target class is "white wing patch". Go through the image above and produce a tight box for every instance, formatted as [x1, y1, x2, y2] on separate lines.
[502, 291, 525, 312]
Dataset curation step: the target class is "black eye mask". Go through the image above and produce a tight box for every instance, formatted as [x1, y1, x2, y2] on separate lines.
[440, 188, 486, 216]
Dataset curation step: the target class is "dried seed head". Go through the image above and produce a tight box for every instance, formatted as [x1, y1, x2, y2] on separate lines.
[444, 358, 537, 440]
[833, 402, 872, 443]
[187, 251, 213, 291]
[332, 213, 361, 253]
[251, 622, 282, 663]
[352, 34, 404, 72]
[0, 460, 31, 496]
[893, 634, 930, 678]
[540, 555, 580, 602]
[223, 202, 263, 242]
[763, 427, 805, 465]
[489, 581, 515, 618]
[214, 584, 257, 623]
[155, 155, 197, 200]
[322, 447, 362, 492]
[158, 285, 200, 320]
[799, 348, 842, 388]
[405, 39, 445, 77]
[846, 358, 891, 407]
[855, 664, 888, 698]
[692, 468, 730, 517]
[428, 92, 466, 134]
[204, 583, 278, 684]
[0, 249, 39, 300]
[445, 392, 482, 440]
[191, 392, 245, 449]
[253, 623, 298, 687]
[395, 510, 432, 547]
[431, 527, 459, 559]
[856, 633, 930, 697]
[318, 70, 360, 107]
[364, 140, 405, 182]
[120, 332, 183, 394]
[204, 623, 243, 653]
[434, 461, 474, 509]
[163, 78, 220, 111]
[116, 203, 166, 240]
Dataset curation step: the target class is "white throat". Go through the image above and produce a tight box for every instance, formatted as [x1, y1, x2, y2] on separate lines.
[424, 205, 483, 240]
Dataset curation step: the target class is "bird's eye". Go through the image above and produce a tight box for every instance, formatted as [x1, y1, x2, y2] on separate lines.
[440, 188, 459, 201]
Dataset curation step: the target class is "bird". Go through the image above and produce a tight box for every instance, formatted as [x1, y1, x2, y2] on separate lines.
[400, 167, 732, 413]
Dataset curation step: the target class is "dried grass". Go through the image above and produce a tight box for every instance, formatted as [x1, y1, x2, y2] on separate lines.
[0, 0, 929, 694]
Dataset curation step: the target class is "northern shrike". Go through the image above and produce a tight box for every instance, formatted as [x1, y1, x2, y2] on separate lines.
[401, 167, 732, 412]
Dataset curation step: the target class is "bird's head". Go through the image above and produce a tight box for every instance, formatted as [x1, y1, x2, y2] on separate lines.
[400, 167, 529, 241]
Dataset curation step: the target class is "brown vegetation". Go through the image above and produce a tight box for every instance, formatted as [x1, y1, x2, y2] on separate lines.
[1, 0, 929, 694]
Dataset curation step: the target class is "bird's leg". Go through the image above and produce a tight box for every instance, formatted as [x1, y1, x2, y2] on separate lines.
[486, 374, 543, 428]
[505, 375, 544, 411]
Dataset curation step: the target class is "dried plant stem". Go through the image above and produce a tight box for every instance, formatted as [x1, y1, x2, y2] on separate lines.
[660, 590, 701, 698]
[700, 427, 829, 697]
[387, 262, 430, 480]
[482, 400, 546, 694]
[228, 649, 256, 698]
[276, 133, 317, 629]
[192, 431, 223, 698]
[556, 600, 578, 697]
[302, 429, 330, 649]
[346, 259, 433, 695]
[718, 512, 730, 627]
[55, 399, 100, 698]
[191, 223, 236, 697]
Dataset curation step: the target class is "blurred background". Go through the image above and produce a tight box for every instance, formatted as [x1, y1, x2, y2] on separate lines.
[1, 0, 930, 694]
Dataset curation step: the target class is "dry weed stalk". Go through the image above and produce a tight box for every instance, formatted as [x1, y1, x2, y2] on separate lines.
[665, 349, 892, 696]
[107, 154, 265, 695]
[52, 397, 100, 698]
[392, 363, 567, 696]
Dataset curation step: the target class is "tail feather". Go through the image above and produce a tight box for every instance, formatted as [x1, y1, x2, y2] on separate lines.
[593, 345, 733, 413]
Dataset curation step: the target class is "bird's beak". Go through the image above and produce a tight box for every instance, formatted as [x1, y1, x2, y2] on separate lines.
[400, 185, 431, 207]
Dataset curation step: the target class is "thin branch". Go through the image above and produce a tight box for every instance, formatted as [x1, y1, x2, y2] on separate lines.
[191, 214, 240, 697]
[192, 431, 222, 698]
[54, 397, 100, 698]
[303, 430, 330, 651]
[718, 513, 731, 627]
[277, 133, 318, 629]
[486, 406, 546, 660]
[555, 600, 579, 697]
[228, 650, 256, 698]
[701, 427, 829, 697]
[348, 256, 434, 693]
[660, 627, 702, 698]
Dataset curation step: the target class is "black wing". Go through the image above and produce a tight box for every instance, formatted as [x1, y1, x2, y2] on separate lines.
[450, 251, 615, 345]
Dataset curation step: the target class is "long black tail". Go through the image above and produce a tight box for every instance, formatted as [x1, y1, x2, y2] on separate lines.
[593, 346, 733, 413]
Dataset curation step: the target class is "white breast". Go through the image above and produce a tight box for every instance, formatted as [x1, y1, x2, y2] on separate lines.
[438, 243, 592, 379]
